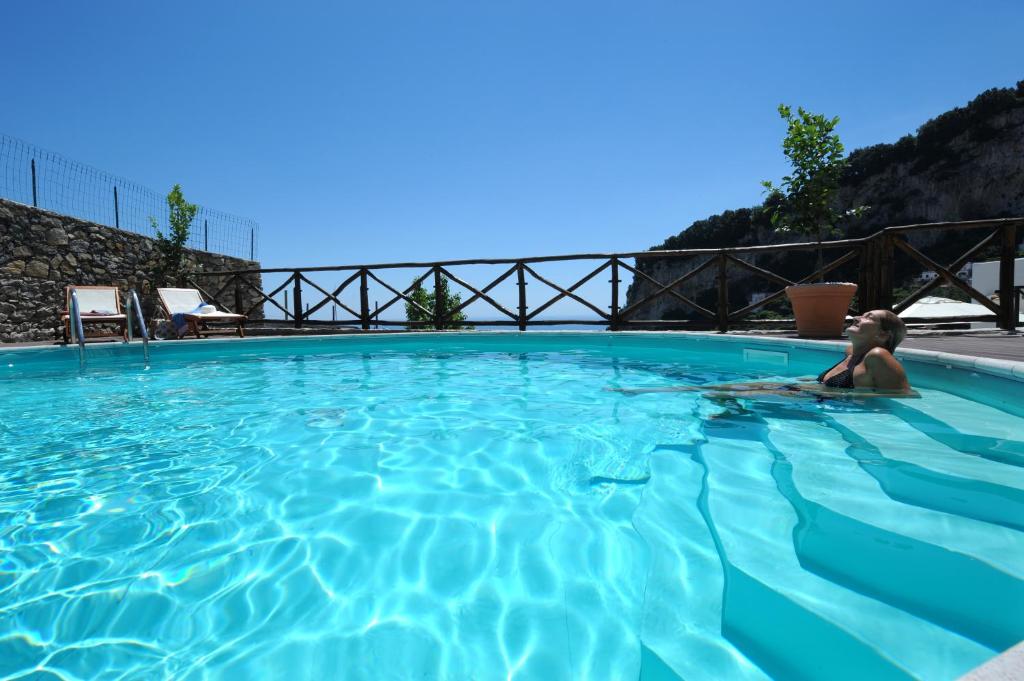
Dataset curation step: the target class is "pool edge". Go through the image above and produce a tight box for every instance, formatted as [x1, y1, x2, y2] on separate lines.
[7, 330, 1018, 383]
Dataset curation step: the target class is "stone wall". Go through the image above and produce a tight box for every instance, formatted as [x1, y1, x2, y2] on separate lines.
[0, 198, 263, 343]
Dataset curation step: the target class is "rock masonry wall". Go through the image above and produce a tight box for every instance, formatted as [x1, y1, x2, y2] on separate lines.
[0, 198, 263, 343]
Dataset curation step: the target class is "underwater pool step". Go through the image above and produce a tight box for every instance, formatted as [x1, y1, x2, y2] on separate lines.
[697, 435, 994, 680]
[764, 416, 1024, 651]
[829, 411, 1024, 492]
[638, 645, 686, 681]
[890, 397, 1024, 465]
[776, 412, 1024, 575]
[633, 442, 772, 681]
[722, 566, 913, 681]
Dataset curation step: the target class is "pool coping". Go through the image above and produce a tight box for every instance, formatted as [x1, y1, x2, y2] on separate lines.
[4, 330, 1022, 383]
[959, 641, 1024, 681]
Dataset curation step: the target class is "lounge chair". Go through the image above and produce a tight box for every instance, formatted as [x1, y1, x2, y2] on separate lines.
[61, 285, 128, 344]
[157, 287, 246, 338]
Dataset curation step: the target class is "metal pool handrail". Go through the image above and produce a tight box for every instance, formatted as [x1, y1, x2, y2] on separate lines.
[68, 287, 86, 367]
[126, 289, 150, 364]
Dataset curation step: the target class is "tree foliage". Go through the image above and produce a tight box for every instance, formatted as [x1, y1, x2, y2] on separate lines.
[845, 81, 1024, 182]
[651, 203, 786, 252]
[761, 104, 848, 241]
[150, 184, 198, 286]
[761, 104, 859, 278]
[405, 276, 468, 330]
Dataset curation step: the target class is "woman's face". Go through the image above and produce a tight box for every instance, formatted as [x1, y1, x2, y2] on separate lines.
[846, 309, 889, 346]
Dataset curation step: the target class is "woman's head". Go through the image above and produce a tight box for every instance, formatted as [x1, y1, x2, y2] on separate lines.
[846, 309, 906, 352]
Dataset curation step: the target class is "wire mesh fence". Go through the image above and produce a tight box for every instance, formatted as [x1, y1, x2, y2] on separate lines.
[0, 133, 259, 260]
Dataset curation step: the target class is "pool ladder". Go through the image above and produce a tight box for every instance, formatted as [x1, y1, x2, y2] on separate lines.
[125, 289, 150, 364]
[68, 287, 86, 367]
[67, 288, 150, 367]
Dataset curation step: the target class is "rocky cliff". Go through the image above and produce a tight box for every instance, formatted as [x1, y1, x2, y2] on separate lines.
[626, 81, 1024, 320]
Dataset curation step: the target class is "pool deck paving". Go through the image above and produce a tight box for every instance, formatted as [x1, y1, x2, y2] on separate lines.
[959, 642, 1024, 681]
[736, 330, 1024, 363]
[899, 334, 1024, 362]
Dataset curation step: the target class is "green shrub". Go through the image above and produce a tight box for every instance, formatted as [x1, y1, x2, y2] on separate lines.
[405, 276, 469, 330]
[149, 184, 197, 287]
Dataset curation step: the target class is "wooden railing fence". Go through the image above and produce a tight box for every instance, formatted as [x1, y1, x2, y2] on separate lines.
[190, 218, 1021, 333]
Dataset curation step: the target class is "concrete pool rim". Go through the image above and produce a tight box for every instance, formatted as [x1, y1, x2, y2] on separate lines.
[2, 330, 1022, 383]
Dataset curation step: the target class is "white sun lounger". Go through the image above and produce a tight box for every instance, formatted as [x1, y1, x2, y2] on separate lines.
[157, 287, 246, 338]
[61, 285, 127, 343]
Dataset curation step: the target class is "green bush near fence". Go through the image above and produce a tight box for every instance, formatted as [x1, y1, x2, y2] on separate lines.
[405, 277, 469, 330]
[150, 184, 197, 287]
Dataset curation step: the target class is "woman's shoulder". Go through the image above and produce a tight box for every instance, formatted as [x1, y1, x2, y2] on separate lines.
[863, 346, 909, 388]
[865, 346, 895, 359]
[863, 346, 901, 368]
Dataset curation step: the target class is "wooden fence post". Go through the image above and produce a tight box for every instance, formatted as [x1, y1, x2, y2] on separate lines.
[233, 276, 243, 315]
[857, 240, 874, 313]
[609, 258, 620, 331]
[517, 263, 527, 331]
[878, 234, 894, 311]
[1000, 223, 1018, 331]
[717, 253, 729, 333]
[292, 271, 303, 328]
[360, 269, 370, 330]
[433, 267, 444, 331]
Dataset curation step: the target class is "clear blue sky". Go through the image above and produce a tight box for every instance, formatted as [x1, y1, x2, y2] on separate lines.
[2, 1, 1022, 320]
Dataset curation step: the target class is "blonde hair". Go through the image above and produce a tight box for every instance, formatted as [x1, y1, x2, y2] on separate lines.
[877, 310, 906, 353]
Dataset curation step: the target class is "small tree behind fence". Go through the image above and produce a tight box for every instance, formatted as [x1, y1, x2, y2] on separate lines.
[0, 133, 260, 260]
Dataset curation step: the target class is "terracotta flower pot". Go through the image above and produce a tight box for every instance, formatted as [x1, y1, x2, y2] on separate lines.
[785, 282, 858, 338]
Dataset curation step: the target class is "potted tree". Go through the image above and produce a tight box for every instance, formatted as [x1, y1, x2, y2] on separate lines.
[762, 105, 860, 338]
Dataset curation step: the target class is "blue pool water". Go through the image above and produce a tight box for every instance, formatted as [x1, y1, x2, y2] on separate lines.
[1, 334, 1023, 680]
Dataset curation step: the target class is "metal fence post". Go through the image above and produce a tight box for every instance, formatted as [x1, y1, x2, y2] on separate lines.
[292, 271, 303, 328]
[250, 228, 255, 261]
[204, 220, 208, 251]
[999, 223, 1018, 331]
[113, 186, 120, 228]
[31, 159, 37, 206]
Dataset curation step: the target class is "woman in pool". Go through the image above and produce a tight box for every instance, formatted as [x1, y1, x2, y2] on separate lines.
[813, 309, 910, 391]
[616, 309, 913, 397]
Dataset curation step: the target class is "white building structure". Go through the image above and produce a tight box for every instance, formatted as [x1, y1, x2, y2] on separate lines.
[899, 258, 1021, 328]
[970, 257, 1023, 297]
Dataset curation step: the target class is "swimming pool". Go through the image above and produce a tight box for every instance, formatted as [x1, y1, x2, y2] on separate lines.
[2, 333, 1022, 680]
